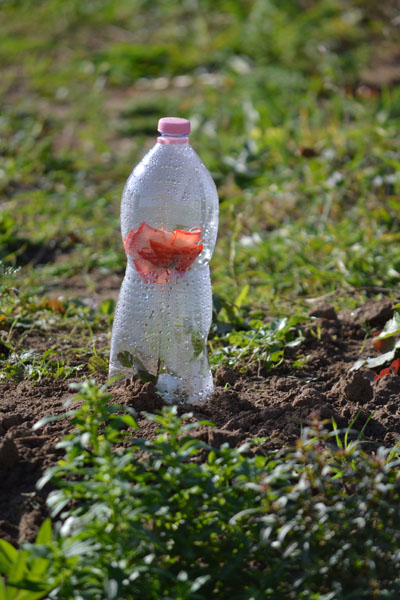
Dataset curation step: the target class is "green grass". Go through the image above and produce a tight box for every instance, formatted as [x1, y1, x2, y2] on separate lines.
[1, 0, 400, 373]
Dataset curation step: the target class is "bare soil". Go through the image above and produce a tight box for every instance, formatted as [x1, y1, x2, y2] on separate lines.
[1, 299, 399, 547]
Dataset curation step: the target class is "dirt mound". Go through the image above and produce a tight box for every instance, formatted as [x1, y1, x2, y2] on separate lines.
[1, 300, 399, 546]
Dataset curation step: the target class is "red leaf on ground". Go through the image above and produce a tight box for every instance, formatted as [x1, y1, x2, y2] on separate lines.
[390, 359, 400, 375]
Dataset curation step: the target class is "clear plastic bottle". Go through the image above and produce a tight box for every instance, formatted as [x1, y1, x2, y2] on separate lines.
[109, 117, 219, 403]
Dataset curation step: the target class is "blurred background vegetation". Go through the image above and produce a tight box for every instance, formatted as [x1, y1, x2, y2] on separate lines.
[1, 0, 400, 376]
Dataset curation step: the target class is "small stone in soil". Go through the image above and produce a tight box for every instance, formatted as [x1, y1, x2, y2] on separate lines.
[1, 414, 24, 431]
[292, 387, 325, 408]
[330, 372, 373, 405]
[208, 428, 242, 447]
[0, 438, 19, 469]
[309, 305, 337, 321]
[341, 301, 393, 328]
[214, 366, 238, 387]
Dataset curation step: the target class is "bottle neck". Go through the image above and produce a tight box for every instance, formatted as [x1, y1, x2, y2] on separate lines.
[157, 133, 189, 145]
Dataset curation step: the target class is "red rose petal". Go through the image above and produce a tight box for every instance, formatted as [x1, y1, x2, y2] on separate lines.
[176, 244, 203, 271]
[133, 257, 158, 283]
[125, 222, 203, 282]
[125, 222, 173, 256]
[173, 228, 202, 247]
[137, 246, 161, 267]
[149, 240, 182, 267]
[124, 229, 137, 255]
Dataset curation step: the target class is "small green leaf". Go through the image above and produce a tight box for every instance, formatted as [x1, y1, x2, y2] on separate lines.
[8, 549, 28, 583]
[365, 351, 397, 369]
[4, 582, 50, 600]
[373, 311, 400, 340]
[32, 414, 66, 431]
[136, 368, 156, 384]
[117, 351, 134, 368]
[88, 355, 108, 374]
[106, 579, 119, 600]
[0, 539, 18, 573]
[190, 575, 211, 593]
[191, 332, 205, 358]
[234, 284, 249, 308]
[0, 579, 5, 600]
[117, 352, 156, 383]
[64, 540, 95, 558]
[35, 519, 52, 546]
[274, 317, 288, 332]
[99, 298, 115, 315]
[119, 414, 138, 429]
[132, 354, 157, 383]
[349, 358, 366, 372]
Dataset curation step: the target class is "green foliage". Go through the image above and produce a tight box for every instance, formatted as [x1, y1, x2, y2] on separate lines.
[3, 381, 393, 599]
[210, 315, 307, 371]
[116, 350, 157, 382]
[0, 291, 115, 381]
[0, 519, 53, 600]
[0, 348, 83, 382]
[1, 0, 400, 311]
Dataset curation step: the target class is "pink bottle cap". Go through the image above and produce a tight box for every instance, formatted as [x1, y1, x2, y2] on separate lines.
[157, 117, 191, 136]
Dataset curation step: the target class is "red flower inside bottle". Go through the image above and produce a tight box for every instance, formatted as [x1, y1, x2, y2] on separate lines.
[124, 221, 203, 283]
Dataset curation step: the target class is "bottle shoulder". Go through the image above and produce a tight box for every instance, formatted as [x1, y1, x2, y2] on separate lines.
[126, 143, 215, 189]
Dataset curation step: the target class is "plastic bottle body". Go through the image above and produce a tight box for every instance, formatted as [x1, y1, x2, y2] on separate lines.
[109, 141, 219, 403]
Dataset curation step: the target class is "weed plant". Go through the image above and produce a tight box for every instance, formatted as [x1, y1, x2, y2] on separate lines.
[210, 314, 306, 372]
[1, 381, 399, 599]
